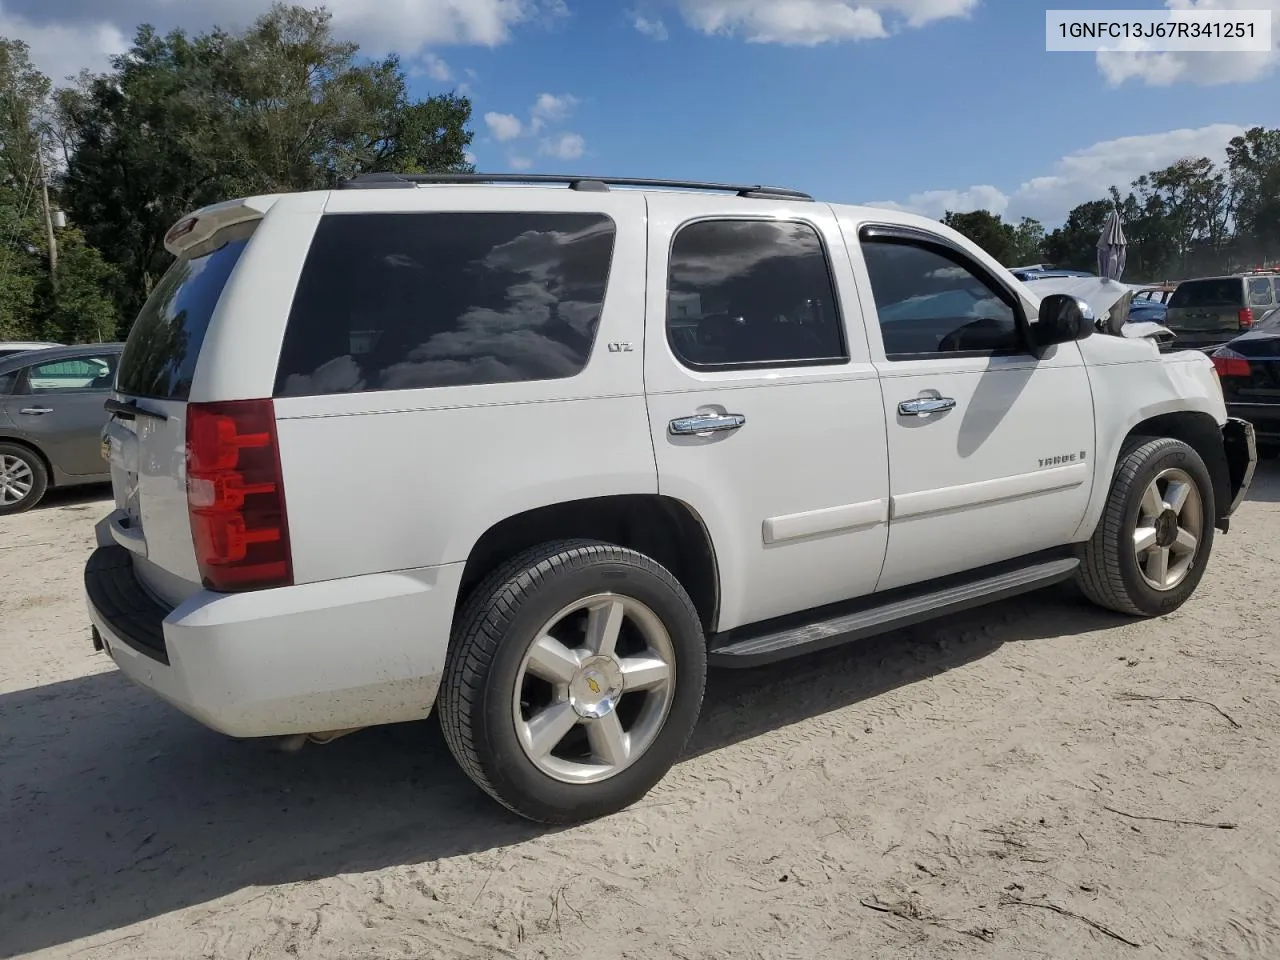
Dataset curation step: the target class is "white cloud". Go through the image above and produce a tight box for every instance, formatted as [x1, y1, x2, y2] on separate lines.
[633, 11, 670, 39]
[1096, 0, 1280, 87]
[420, 52, 453, 82]
[485, 112, 525, 142]
[866, 185, 1009, 219]
[0, 0, 566, 79]
[676, 0, 976, 45]
[0, 10, 128, 80]
[540, 132, 586, 160]
[509, 155, 534, 171]
[869, 124, 1248, 226]
[464, 150, 477, 165]
[530, 92, 579, 131]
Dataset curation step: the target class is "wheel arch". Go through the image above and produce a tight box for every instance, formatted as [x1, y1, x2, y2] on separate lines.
[454, 494, 721, 636]
[1121, 411, 1231, 528]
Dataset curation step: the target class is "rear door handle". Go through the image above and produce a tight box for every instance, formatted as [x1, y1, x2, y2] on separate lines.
[898, 397, 956, 417]
[19, 406, 53, 415]
[669, 413, 746, 437]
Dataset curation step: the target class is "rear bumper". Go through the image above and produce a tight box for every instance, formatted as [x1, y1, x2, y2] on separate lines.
[1221, 417, 1257, 522]
[85, 542, 465, 738]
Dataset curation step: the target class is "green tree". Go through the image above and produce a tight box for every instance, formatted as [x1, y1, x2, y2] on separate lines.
[1227, 126, 1280, 262]
[61, 2, 475, 327]
[1043, 199, 1113, 271]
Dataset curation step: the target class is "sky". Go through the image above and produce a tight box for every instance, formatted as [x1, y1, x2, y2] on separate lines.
[1, 0, 1278, 228]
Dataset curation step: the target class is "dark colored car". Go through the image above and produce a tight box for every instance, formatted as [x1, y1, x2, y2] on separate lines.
[1212, 307, 1280, 456]
[1166, 274, 1279, 352]
[0, 342, 124, 514]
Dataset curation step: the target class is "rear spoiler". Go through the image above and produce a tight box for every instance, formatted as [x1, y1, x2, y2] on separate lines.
[163, 195, 282, 257]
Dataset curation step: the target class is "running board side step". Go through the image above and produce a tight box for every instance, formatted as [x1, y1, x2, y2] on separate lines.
[708, 557, 1080, 668]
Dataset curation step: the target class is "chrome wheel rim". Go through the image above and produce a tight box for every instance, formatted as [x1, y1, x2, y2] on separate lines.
[1133, 467, 1203, 591]
[0, 454, 34, 505]
[512, 593, 677, 785]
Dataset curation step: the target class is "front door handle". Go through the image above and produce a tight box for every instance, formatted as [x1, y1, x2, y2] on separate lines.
[19, 406, 53, 416]
[669, 413, 746, 437]
[898, 397, 956, 417]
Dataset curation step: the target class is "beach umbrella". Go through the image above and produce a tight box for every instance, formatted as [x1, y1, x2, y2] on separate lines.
[1097, 208, 1128, 281]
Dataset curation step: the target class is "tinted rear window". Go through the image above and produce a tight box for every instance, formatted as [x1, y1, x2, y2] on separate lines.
[1169, 279, 1244, 309]
[273, 212, 616, 397]
[115, 222, 254, 400]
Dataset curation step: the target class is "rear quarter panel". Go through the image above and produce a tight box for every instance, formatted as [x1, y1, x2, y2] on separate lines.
[272, 188, 656, 584]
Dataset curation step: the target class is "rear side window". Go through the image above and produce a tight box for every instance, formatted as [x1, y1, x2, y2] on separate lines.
[274, 212, 616, 397]
[116, 222, 254, 400]
[1169, 279, 1244, 309]
[1247, 277, 1276, 307]
[665, 219, 846, 370]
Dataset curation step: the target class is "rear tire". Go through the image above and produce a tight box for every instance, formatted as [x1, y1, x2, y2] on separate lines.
[438, 539, 707, 824]
[1077, 437, 1215, 617]
[0, 443, 48, 515]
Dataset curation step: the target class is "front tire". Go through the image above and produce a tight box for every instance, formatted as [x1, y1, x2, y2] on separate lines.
[0, 443, 48, 515]
[1077, 437, 1215, 616]
[438, 540, 707, 824]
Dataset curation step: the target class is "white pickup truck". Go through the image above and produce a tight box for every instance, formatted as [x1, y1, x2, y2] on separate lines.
[85, 174, 1257, 824]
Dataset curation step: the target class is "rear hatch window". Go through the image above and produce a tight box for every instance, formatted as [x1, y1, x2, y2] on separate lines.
[1166, 278, 1244, 333]
[116, 220, 255, 400]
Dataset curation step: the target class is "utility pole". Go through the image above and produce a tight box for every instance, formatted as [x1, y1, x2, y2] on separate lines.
[37, 134, 57, 294]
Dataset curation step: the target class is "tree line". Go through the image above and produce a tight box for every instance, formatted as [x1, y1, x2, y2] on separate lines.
[941, 128, 1280, 283]
[0, 2, 473, 344]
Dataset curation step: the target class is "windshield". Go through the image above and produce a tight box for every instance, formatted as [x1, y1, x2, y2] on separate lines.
[115, 222, 255, 400]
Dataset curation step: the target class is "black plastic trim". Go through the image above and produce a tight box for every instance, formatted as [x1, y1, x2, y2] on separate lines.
[708, 550, 1079, 668]
[104, 397, 169, 422]
[85, 545, 172, 665]
[1222, 417, 1258, 521]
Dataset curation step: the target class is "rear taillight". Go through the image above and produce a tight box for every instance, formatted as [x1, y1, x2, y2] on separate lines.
[1239, 307, 1254, 329]
[186, 400, 292, 592]
[1212, 347, 1252, 379]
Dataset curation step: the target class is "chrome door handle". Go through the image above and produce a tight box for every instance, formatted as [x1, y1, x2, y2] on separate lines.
[19, 406, 53, 415]
[898, 397, 956, 417]
[669, 413, 746, 437]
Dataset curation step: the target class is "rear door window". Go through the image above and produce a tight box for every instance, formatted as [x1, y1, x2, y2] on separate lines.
[115, 221, 255, 400]
[1247, 277, 1276, 307]
[273, 212, 616, 397]
[1169, 279, 1244, 309]
[25, 354, 118, 393]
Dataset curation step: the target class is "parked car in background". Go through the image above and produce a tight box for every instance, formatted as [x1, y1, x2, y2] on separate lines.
[1009, 266, 1095, 282]
[0, 341, 63, 360]
[1128, 285, 1176, 324]
[1165, 273, 1278, 352]
[1212, 306, 1280, 457]
[0, 343, 124, 514]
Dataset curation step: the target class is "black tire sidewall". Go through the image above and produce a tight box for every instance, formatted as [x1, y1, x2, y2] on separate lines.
[0, 443, 48, 515]
[1115, 441, 1215, 615]
[471, 552, 706, 822]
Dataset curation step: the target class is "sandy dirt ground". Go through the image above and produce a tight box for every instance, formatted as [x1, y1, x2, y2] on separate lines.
[2, 472, 1279, 960]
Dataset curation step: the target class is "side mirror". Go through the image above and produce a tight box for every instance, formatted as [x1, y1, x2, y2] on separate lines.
[1034, 294, 1095, 356]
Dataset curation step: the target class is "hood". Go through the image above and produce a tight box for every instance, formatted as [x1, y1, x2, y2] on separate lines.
[1025, 276, 1140, 333]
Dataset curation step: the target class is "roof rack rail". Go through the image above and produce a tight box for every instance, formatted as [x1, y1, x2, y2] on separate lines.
[337, 172, 813, 201]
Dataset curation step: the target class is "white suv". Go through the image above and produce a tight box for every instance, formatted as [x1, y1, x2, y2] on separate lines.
[86, 174, 1257, 823]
